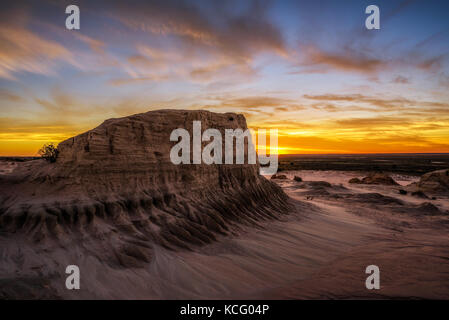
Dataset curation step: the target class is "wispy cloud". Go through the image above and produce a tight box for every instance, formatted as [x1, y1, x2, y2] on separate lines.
[296, 45, 387, 74]
[0, 89, 23, 102]
[0, 24, 75, 79]
[104, 0, 286, 84]
[392, 75, 410, 84]
[304, 93, 449, 111]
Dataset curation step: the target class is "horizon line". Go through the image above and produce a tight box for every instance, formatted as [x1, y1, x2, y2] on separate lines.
[2, 152, 449, 158]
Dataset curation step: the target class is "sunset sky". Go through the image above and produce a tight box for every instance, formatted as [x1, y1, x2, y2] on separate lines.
[1, 0, 449, 156]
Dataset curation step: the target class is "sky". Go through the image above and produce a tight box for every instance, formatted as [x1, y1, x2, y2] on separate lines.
[1, 0, 449, 156]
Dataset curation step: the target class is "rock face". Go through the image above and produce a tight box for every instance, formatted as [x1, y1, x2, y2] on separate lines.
[349, 173, 399, 186]
[0, 110, 290, 254]
[415, 169, 449, 194]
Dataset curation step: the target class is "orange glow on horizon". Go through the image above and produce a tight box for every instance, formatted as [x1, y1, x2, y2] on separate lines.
[2, 126, 449, 157]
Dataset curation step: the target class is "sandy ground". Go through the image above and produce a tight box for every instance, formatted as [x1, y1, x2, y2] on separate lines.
[262, 172, 449, 299]
[1, 165, 448, 299]
[272, 170, 420, 186]
[0, 161, 18, 175]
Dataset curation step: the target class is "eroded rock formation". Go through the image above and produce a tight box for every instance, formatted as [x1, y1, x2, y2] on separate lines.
[0, 110, 290, 262]
[415, 169, 449, 194]
[348, 173, 399, 185]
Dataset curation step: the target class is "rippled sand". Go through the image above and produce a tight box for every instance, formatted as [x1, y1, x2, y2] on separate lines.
[2, 169, 448, 299]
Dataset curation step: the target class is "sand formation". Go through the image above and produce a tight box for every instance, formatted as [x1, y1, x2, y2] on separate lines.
[413, 169, 449, 194]
[1, 111, 448, 299]
[0, 110, 290, 256]
[349, 172, 399, 185]
[270, 174, 288, 180]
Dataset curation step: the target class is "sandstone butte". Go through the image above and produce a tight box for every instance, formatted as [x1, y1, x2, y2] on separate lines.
[0, 110, 291, 263]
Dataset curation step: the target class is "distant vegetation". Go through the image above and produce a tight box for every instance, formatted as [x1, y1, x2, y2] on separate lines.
[38, 143, 59, 163]
[278, 154, 449, 176]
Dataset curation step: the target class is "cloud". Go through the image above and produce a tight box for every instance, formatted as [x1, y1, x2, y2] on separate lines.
[417, 55, 447, 71]
[303, 93, 449, 112]
[304, 94, 410, 109]
[111, 43, 260, 85]
[108, 75, 169, 86]
[0, 1, 121, 80]
[295, 45, 386, 74]
[72, 33, 106, 55]
[102, 0, 286, 84]
[112, 0, 286, 57]
[0, 89, 23, 102]
[334, 116, 412, 128]
[383, 0, 417, 22]
[197, 95, 306, 114]
[392, 75, 410, 84]
[0, 24, 75, 79]
[312, 103, 339, 112]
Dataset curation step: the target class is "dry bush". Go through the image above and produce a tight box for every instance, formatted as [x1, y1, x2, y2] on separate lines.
[38, 143, 59, 163]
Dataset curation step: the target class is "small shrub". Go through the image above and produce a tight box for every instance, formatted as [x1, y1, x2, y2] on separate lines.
[38, 143, 59, 163]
